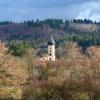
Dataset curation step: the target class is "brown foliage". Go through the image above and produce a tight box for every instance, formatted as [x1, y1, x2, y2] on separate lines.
[0, 42, 27, 86]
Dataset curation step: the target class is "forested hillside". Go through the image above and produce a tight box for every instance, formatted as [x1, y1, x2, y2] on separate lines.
[0, 19, 100, 99]
[0, 19, 100, 48]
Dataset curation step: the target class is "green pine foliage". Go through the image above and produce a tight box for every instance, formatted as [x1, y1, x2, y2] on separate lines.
[9, 42, 31, 57]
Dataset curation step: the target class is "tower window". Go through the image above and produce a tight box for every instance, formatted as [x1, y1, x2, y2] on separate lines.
[49, 58, 51, 61]
[50, 47, 51, 49]
[49, 53, 51, 56]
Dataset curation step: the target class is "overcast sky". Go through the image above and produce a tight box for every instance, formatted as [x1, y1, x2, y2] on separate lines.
[0, 0, 100, 22]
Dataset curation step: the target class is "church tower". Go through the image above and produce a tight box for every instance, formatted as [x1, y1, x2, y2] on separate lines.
[48, 34, 56, 61]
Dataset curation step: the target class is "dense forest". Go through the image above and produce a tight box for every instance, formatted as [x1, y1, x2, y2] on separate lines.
[0, 19, 100, 48]
[0, 19, 100, 100]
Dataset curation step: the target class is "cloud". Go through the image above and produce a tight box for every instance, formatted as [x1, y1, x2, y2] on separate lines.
[0, 0, 100, 21]
[76, 1, 100, 22]
[0, 0, 98, 8]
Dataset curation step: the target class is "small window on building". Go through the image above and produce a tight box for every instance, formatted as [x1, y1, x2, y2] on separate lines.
[49, 58, 51, 61]
[49, 53, 51, 56]
[50, 48, 51, 52]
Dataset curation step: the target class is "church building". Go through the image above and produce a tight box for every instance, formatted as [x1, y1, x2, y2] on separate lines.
[48, 35, 56, 61]
[40, 34, 56, 61]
